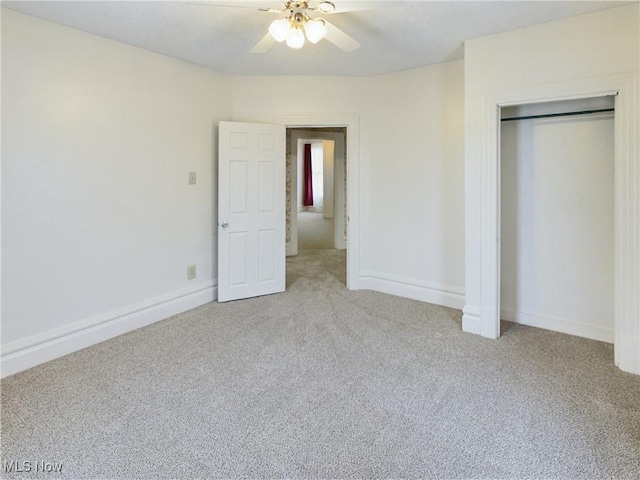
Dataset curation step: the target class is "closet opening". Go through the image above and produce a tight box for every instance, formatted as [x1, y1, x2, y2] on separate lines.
[499, 96, 615, 343]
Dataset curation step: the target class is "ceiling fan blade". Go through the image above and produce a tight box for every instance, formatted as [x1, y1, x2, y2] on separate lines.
[185, 1, 283, 12]
[185, 2, 256, 8]
[251, 32, 277, 53]
[327, 1, 375, 14]
[323, 19, 360, 52]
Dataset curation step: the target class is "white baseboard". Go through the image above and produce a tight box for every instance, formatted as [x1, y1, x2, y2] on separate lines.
[1, 281, 217, 378]
[358, 271, 464, 310]
[501, 307, 613, 343]
[462, 305, 482, 335]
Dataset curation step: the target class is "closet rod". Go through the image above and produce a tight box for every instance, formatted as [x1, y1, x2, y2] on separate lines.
[501, 108, 614, 122]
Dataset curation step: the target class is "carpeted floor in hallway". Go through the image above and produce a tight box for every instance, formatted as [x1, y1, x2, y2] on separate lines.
[297, 211, 334, 250]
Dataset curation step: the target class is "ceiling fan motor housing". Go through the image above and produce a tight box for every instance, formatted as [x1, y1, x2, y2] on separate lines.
[292, 11, 306, 26]
[286, 1, 309, 11]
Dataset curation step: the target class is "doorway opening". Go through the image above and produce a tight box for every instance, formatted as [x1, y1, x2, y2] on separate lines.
[287, 127, 347, 253]
[276, 114, 360, 292]
[285, 127, 347, 284]
[467, 72, 639, 374]
[499, 96, 615, 342]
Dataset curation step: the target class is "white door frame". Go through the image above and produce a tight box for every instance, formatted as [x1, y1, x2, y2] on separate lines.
[472, 73, 639, 374]
[275, 115, 359, 290]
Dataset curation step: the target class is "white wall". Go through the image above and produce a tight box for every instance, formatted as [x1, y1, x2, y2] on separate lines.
[500, 107, 614, 342]
[311, 142, 324, 209]
[463, 4, 639, 373]
[320, 141, 333, 218]
[1, 9, 232, 376]
[233, 60, 466, 307]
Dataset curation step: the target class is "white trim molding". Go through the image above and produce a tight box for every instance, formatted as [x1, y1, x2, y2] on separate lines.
[359, 270, 465, 310]
[501, 308, 614, 344]
[1, 281, 216, 378]
[275, 114, 360, 290]
[465, 72, 640, 374]
[462, 306, 482, 335]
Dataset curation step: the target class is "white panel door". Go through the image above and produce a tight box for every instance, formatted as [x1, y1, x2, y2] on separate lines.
[218, 121, 286, 302]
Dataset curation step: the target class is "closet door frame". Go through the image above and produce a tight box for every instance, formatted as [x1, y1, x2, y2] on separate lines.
[469, 73, 639, 375]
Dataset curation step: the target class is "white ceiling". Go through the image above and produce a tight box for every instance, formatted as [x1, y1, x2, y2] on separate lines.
[3, 0, 634, 76]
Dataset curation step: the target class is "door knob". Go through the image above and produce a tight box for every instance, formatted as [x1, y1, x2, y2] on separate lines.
[220, 221, 229, 229]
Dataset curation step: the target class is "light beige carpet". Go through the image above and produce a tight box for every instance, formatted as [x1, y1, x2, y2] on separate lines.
[1, 249, 639, 479]
[297, 211, 334, 250]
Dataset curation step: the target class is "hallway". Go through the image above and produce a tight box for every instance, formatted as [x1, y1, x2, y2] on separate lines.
[297, 211, 334, 250]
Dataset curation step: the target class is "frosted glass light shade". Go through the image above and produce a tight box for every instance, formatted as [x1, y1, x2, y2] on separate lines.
[304, 19, 326, 44]
[286, 27, 305, 49]
[269, 18, 291, 42]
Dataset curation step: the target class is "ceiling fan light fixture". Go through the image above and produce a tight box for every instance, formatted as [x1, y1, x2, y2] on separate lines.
[286, 26, 305, 48]
[304, 18, 326, 44]
[269, 18, 291, 42]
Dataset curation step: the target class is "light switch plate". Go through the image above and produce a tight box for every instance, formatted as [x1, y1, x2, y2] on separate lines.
[188, 172, 197, 185]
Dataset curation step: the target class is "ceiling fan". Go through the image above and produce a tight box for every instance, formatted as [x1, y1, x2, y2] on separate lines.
[195, 1, 362, 53]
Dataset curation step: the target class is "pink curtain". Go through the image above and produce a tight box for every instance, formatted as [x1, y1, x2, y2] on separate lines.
[303, 143, 313, 206]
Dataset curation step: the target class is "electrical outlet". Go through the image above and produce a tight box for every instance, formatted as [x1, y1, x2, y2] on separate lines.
[188, 172, 197, 185]
[187, 265, 196, 280]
